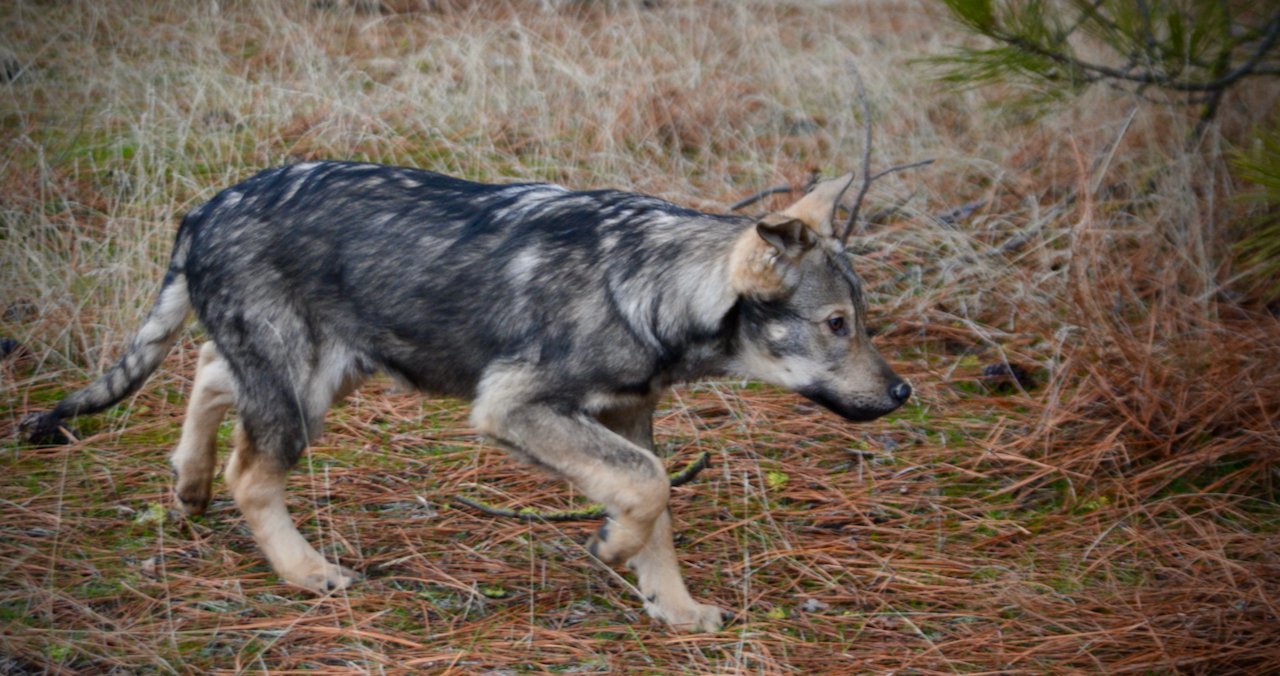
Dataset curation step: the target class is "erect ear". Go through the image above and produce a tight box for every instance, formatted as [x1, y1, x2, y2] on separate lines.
[729, 213, 817, 299]
[756, 212, 816, 259]
[780, 173, 854, 239]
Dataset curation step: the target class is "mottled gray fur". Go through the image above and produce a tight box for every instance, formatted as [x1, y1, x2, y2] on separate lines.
[21, 162, 909, 632]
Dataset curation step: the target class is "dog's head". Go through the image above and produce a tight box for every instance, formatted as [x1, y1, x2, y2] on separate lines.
[727, 176, 910, 422]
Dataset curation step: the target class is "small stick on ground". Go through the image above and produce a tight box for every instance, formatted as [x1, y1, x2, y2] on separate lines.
[454, 451, 711, 522]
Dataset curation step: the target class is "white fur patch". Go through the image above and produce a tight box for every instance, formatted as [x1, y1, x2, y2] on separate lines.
[281, 177, 307, 203]
[583, 390, 648, 415]
[507, 247, 543, 287]
[470, 363, 541, 434]
[307, 344, 361, 415]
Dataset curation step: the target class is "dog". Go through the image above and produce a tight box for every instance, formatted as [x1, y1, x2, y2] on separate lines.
[21, 162, 910, 632]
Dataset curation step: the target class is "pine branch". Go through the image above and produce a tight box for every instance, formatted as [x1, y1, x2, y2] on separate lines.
[983, 10, 1280, 94]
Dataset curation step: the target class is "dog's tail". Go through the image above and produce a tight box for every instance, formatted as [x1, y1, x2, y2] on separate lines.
[21, 218, 197, 443]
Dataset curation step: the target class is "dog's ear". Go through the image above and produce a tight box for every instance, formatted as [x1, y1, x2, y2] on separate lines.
[755, 212, 816, 259]
[779, 173, 854, 239]
[729, 213, 817, 299]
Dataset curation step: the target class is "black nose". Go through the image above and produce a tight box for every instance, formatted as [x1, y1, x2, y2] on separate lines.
[889, 380, 912, 405]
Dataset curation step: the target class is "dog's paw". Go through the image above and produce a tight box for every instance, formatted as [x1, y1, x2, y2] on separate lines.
[586, 520, 650, 566]
[287, 562, 362, 595]
[171, 463, 213, 516]
[585, 530, 621, 565]
[646, 599, 726, 633]
[173, 484, 211, 516]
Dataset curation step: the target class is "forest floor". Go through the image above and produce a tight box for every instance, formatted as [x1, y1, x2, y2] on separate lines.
[2, 1, 1278, 673]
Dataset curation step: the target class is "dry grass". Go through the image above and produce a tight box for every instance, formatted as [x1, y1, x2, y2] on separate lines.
[2, 0, 1279, 673]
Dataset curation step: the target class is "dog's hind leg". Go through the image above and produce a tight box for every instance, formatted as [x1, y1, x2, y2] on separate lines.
[224, 422, 358, 592]
[170, 342, 234, 516]
[595, 403, 725, 632]
[218, 336, 364, 593]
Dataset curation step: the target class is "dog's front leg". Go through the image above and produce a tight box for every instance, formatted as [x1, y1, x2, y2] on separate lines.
[595, 404, 725, 632]
[472, 374, 722, 632]
[626, 509, 725, 631]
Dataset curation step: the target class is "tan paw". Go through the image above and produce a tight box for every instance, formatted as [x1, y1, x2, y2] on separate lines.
[585, 520, 645, 565]
[285, 561, 361, 594]
[646, 599, 726, 633]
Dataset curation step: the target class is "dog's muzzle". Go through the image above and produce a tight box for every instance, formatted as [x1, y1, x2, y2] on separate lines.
[798, 379, 911, 423]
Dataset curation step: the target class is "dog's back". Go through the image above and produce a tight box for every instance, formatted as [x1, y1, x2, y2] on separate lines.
[183, 162, 748, 403]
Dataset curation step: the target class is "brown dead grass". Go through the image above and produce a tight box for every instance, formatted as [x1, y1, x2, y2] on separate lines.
[2, 0, 1279, 673]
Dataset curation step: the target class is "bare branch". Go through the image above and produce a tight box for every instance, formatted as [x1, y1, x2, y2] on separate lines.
[832, 63, 934, 242]
[453, 452, 711, 523]
[730, 65, 932, 241]
[453, 495, 607, 522]
[668, 450, 711, 487]
[934, 199, 985, 227]
[833, 62, 874, 244]
[868, 158, 936, 183]
[729, 185, 793, 212]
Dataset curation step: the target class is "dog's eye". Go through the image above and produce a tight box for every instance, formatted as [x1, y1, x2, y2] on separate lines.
[826, 315, 849, 337]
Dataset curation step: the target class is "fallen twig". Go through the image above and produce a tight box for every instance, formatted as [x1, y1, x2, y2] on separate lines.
[453, 451, 711, 522]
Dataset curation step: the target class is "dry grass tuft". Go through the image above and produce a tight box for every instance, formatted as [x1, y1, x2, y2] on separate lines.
[2, 0, 1279, 673]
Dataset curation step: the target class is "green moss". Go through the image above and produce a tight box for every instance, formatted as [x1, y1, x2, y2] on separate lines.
[0, 600, 32, 623]
[76, 577, 126, 600]
[25, 386, 70, 406]
[970, 566, 1004, 582]
[118, 424, 179, 448]
[45, 642, 73, 663]
[882, 399, 933, 426]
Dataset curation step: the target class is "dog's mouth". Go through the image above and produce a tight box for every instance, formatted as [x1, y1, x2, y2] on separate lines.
[797, 387, 904, 423]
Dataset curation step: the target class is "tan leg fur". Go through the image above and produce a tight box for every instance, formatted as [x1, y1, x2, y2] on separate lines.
[596, 403, 724, 632]
[224, 425, 359, 593]
[629, 510, 723, 631]
[170, 342, 233, 515]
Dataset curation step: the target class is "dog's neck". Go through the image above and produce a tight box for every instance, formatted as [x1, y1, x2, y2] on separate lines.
[617, 220, 750, 388]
